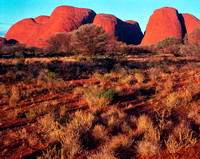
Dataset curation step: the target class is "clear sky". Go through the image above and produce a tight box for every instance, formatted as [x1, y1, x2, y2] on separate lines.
[0, 0, 199, 37]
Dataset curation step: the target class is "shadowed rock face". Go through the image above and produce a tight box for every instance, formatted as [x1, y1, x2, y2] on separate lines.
[141, 7, 183, 45]
[142, 7, 200, 45]
[93, 14, 143, 45]
[123, 20, 143, 45]
[5, 6, 96, 47]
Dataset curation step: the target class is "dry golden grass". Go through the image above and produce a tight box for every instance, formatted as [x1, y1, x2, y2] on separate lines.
[9, 85, 20, 107]
[136, 140, 161, 156]
[108, 134, 134, 153]
[37, 110, 95, 158]
[7, 107, 22, 120]
[135, 73, 145, 84]
[118, 74, 135, 87]
[72, 86, 84, 98]
[87, 145, 116, 159]
[0, 84, 7, 98]
[137, 114, 154, 132]
[0, 52, 200, 158]
[165, 120, 197, 153]
[92, 124, 109, 143]
[136, 115, 161, 156]
[93, 73, 112, 85]
[148, 67, 160, 81]
[28, 134, 39, 147]
[17, 128, 27, 140]
[38, 113, 56, 133]
[166, 92, 181, 108]
[101, 107, 126, 132]
[154, 108, 172, 131]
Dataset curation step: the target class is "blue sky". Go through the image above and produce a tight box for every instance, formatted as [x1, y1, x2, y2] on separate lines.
[0, 0, 199, 37]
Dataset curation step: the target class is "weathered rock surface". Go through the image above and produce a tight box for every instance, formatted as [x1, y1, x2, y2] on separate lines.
[181, 13, 200, 34]
[93, 14, 143, 45]
[93, 14, 119, 41]
[34, 16, 50, 24]
[5, 6, 96, 47]
[142, 7, 200, 45]
[141, 7, 183, 44]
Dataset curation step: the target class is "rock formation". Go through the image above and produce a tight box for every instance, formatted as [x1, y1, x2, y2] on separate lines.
[5, 7, 143, 47]
[5, 5, 199, 47]
[5, 6, 96, 47]
[142, 7, 200, 45]
[93, 14, 143, 45]
[93, 14, 118, 41]
[141, 7, 183, 44]
[181, 13, 200, 34]
[122, 20, 143, 45]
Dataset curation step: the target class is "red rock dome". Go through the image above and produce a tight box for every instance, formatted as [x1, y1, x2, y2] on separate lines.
[93, 14, 143, 45]
[93, 14, 118, 40]
[34, 16, 50, 24]
[5, 6, 96, 47]
[182, 13, 200, 34]
[141, 7, 183, 44]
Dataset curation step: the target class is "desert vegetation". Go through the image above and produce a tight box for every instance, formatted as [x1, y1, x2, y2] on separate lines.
[0, 23, 200, 158]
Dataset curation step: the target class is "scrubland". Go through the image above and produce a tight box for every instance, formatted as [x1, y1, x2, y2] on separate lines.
[0, 25, 200, 158]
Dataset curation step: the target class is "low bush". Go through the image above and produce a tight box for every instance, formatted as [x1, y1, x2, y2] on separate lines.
[156, 37, 182, 49]
[156, 37, 182, 55]
[83, 85, 118, 109]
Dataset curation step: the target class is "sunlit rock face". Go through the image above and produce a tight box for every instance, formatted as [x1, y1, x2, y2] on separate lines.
[141, 7, 200, 45]
[5, 6, 96, 47]
[141, 7, 183, 44]
[181, 13, 200, 34]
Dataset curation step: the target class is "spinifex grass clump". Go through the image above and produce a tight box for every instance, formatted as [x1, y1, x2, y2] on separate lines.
[83, 85, 118, 109]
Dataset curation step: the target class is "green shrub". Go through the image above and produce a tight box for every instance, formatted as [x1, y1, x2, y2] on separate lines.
[156, 37, 182, 55]
[83, 85, 118, 109]
[156, 37, 182, 49]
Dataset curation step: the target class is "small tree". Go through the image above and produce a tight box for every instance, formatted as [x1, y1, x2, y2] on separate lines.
[72, 24, 110, 57]
[46, 32, 73, 54]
